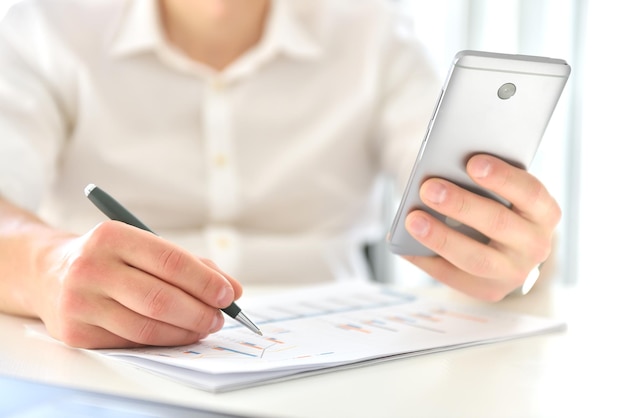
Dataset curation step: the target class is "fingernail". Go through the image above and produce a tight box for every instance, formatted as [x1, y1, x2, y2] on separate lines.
[210, 312, 224, 332]
[409, 215, 430, 237]
[469, 156, 492, 178]
[423, 181, 447, 204]
[216, 285, 234, 307]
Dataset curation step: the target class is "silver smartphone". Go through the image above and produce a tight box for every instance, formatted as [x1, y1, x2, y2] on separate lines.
[387, 50, 571, 256]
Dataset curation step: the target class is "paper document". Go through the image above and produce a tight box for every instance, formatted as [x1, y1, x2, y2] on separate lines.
[97, 282, 566, 392]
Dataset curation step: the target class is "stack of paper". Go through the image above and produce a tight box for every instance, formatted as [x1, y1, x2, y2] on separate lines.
[97, 282, 566, 392]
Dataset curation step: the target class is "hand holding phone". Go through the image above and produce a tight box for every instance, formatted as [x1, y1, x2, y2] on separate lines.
[387, 50, 570, 256]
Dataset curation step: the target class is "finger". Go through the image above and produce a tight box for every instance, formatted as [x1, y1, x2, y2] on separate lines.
[86, 221, 235, 309]
[405, 255, 517, 301]
[466, 154, 562, 228]
[134, 237, 235, 308]
[88, 297, 212, 347]
[104, 266, 225, 335]
[404, 210, 519, 280]
[50, 290, 209, 348]
[199, 258, 243, 300]
[419, 178, 540, 251]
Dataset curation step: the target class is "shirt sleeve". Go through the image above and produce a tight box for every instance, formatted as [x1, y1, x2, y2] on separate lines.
[0, 2, 71, 211]
[370, 7, 441, 192]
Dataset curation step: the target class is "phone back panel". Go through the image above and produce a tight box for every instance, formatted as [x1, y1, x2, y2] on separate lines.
[387, 50, 570, 256]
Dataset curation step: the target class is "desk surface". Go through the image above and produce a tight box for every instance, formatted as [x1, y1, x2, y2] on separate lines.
[1, 281, 623, 418]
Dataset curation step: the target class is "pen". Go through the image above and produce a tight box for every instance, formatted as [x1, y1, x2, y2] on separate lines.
[84, 183, 262, 336]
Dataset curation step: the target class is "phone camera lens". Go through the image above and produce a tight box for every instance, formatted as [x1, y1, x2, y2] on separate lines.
[497, 83, 516, 100]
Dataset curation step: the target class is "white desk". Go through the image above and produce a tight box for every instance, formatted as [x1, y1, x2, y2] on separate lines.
[1, 282, 623, 418]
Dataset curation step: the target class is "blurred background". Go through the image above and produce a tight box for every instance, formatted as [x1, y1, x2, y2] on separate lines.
[1, 0, 620, 288]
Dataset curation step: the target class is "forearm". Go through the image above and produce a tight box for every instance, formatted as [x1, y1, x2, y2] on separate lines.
[0, 198, 73, 317]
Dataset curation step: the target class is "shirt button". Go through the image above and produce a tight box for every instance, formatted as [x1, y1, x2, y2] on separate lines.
[216, 236, 230, 249]
[214, 154, 228, 167]
[211, 78, 226, 91]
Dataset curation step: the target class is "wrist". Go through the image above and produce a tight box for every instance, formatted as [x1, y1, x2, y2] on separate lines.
[0, 201, 75, 317]
[507, 263, 543, 297]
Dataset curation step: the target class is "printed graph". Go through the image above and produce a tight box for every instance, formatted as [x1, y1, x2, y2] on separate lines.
[321, 303, 491, 336]
[96, 283, 566, 392]
[222, 287, 415, 330]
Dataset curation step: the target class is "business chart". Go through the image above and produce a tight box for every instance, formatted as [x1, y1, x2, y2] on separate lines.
[96, 282, 565, 391]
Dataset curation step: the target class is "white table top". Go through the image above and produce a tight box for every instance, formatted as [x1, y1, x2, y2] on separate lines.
[1, 281, 623, 418]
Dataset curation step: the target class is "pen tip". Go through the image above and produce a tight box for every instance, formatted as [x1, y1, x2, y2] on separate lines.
[255, 329, 263, 336]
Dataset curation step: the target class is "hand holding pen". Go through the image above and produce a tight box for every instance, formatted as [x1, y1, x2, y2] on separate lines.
[25, 184, 259, 349]
[84, 184, 261, 337]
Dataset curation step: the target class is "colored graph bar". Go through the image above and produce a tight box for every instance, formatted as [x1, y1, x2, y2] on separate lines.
[213, 346, 258, 357]
[337, 323, 371, 334]
[433, 309, 489, 323]
[361, 319, 398, 332]
[387, 315, 445, 334]
[240, 341, 264, 350]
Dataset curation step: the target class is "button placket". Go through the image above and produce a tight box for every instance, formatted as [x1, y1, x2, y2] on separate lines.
[202, 76, 238, 222]
[201, 76, 240, 272]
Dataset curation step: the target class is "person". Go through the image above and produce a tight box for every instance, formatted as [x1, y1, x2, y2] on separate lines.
[0, 0, 560, 349]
